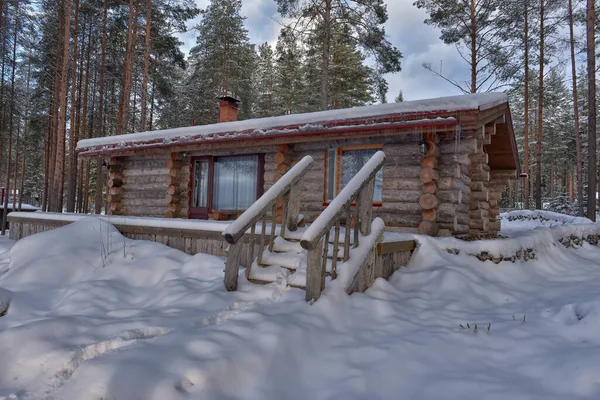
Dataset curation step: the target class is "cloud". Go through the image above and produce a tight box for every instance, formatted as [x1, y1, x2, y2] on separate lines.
[179, 0, 468, 101]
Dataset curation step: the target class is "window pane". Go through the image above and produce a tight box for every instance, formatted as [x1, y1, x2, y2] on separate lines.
[341, 148, 383, 202]
[193, 160, 209, 208]
[213, 155, 259, 211]
[327, 149, 336, 201]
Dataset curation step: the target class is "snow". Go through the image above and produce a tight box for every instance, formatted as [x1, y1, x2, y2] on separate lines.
[301, 151, 386, 246]
[76, 92, 506, 154]
[222, 155, 314, 243]
[8, 211, 232, 232]
[1, 213, 600, 399]
[500, 209, 593, 236]
[0, 203, 39, 211]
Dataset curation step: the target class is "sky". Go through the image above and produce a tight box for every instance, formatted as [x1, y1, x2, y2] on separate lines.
[178, 0, 472, 102]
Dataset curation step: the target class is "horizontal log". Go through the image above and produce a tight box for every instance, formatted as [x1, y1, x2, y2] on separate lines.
[471, 171, 490, 182]
[488, 221, 501, 232]
[276, 163, 289, 175]
[420, 167, 439, 183]
[438, 212, 468, 225]
[109, 186, 124, 196]
[382, 190, 422, 203]
[469, 209, 489, 220]
[167, 159, 183, 169]
[110, 201, 121, 212]
[438, 222, 469, 234]
[438, 176, 466, 191]
[422, 209, 437, 222]
[108, 178, 123, 188]
[469, 201, 490, 210]
[470, 181, 489, 192]
[377, 202, 423, 215]
[381, 214, 422, 227]
[167, 184, 181, 195]
[419, 193, 439, 210]
[121, 198, 168, 207]
[122, 167, 169, 177]
[439, 153, 470, 166]
[419, 220, 439, 236]
[382, 179, 423, 191]
[421, 157, 438, 169]
[439, 138, 477, 154]
[166, 194, 181, 204]
[470, 153, 488, 165]
[469, 219, 489, 231]
[278, 143, 289, 153]
[470, 191, 489, 202]
[274, 151, 292, 165]
[382, 166, 422, 179]
[438, 189, 462, 204]
[422, 182, 437, 194]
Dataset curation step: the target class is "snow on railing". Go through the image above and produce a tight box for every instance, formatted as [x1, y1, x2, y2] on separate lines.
[300, 151, 386, 302]
[222, 155, 314, 291]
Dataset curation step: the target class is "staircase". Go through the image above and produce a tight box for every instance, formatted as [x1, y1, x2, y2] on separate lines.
[222, 151, 388, 302]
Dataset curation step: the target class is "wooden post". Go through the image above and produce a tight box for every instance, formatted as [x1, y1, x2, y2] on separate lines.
[165, 153, 182, 218]
[305, 237, 324, 302]
[107, 158, 124, 215]
[287, 181, 301, 231]
[358, 178, 375, 236]
[419, 132, 439, 236]
[224, 241, 243, 291]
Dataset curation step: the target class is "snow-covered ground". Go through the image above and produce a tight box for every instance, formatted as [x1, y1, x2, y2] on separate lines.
[0, 216, 600, 399]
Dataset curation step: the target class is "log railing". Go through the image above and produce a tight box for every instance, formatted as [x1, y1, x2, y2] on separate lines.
[222, 155, 314, 291]
[300, 151, 386, 302]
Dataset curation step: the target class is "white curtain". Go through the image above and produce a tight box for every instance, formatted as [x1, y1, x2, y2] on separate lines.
[213, 155, 258, 210]
[341, 149, 383, 201]
[193, 160, 209, 208]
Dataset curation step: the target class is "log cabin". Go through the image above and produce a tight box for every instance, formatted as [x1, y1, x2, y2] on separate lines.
[76, 93, 520, 237]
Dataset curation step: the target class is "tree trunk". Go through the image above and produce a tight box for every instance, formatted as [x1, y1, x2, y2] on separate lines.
[50, 0, 73, 212]
[470, 0, 477, 93]
[569, 0, 584, 215]
[535, 0, 544, 210]
[320, 0, 331, 110]
[116, 0, 141, 135]
[19, 64, 31, 211]
[139, 0, 152, 131]
[523, 1, 530, 209]
[587, 0, 597, 220]
[2, 17, 17, 234]
[95, 0, 108, 214]
[66, 0, 81, 212]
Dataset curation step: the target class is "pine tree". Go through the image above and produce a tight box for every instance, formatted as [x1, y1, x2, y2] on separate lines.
[414, 0, 510, 93]
[274, 0, 401, 110]
[254, 42, 276, 118]
[186, 0, 255, 125]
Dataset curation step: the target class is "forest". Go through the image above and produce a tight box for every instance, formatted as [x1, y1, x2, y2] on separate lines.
[0, 0, 597, 225]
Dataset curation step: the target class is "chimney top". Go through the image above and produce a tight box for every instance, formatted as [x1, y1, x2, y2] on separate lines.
[218, 96, 240, 123]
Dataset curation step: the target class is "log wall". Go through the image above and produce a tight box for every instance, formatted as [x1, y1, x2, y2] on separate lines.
[108, 155, 171, 217]
[106, 125, 515, 237]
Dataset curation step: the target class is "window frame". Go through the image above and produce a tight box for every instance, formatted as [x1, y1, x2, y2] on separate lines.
[323, 144, 384, 206]
[189, 154, 265, 219]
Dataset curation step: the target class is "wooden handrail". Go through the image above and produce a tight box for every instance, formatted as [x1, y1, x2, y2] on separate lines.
[223, 155, 314, 291]
[300, 151, 386, 250]
[301, 151, 386, 302]
[222, 155, 314, 245]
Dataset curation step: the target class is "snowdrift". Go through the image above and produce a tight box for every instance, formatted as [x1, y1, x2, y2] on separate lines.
[0, 215, 600, 399]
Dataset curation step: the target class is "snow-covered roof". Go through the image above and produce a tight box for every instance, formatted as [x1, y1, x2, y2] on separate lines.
[77, 92, 508, 156]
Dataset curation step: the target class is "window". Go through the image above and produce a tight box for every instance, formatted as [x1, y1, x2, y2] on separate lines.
[190, 155, 263, 219]
[325, 146, 383, 203]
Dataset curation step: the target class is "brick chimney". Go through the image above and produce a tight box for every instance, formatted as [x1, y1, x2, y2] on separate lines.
[218, 95, 240, 123]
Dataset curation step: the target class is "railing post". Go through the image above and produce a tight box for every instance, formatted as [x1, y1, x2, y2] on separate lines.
[305, 237, 324, 302]
[358, 178, 375, 236]
[224, 241, 243, 291]
[287, 180, 301, 231]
